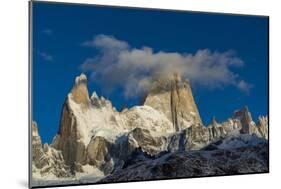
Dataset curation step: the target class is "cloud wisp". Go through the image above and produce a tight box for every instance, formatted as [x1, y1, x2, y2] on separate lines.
[41, 29, 53, 36]
[81, 34, 252, 98]
[37, 51, 53, 62]
[237, 80, 253, 95]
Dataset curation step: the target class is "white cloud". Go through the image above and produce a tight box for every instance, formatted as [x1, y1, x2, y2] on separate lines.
[81, 34, 252, 98]
[237, 80, 253, 95]
[82, 34, 128, 50]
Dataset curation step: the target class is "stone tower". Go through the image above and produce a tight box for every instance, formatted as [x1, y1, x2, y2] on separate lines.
[144, 73, 202, 131]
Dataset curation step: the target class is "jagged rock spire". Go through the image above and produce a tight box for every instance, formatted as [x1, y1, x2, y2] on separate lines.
[257, 116, 268, 139]
[233, 106, 253, 134]
[32, 121, 70, 178]
[210, 116, 218, 126]
[32, 121, 44, 166]
[144, 72, 202, 131]
[52, 73, 91, 169]
[70, 73, 90, 106]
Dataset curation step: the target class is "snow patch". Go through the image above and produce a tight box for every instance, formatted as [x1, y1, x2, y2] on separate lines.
[217, 134, 267, 149]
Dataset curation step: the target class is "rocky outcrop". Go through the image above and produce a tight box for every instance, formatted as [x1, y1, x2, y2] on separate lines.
[127, 128, 167, 155]
[167, 124, 209, 152]
[233, 106, 255, 134]
[32, 121, 70, 178]
[206, 106, 269, 143]
[256, 116, 269, 139]
[87, 136, 114, 175]
[144, 73, 202, 131]
[32, 121, 46, 169]
[207, 117, 242, 141]
[233, 106, 268, 138]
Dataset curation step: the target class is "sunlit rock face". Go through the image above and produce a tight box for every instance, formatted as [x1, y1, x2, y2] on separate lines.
[70, 73, 90, 107]
[256, 116, 268, 139]
[144, 73, 202, 131]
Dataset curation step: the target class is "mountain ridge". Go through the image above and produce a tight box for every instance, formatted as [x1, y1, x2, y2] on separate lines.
[31, 73, 268, 187]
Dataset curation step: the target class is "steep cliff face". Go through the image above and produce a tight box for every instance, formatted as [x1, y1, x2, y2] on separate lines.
[52, 74, 91, 170]
[70, 74, 90, 106]
[144, 73, 202, 131]
[206, 107, 269, 142]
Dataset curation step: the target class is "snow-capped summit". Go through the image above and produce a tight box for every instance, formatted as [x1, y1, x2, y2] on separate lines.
[74, 73, 87, 85]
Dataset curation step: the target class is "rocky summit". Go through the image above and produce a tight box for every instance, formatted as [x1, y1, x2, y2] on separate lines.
[144, 73, 202, 130]
[31, 73, 269, 187]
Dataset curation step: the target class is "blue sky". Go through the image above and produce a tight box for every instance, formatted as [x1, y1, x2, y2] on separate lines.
[32, 2, 269, 144]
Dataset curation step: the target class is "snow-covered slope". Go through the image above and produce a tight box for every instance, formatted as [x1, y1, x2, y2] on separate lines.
[216, 134, 267, 149]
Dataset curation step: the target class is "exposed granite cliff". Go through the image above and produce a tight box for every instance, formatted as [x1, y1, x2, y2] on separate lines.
[144, 73, 202, 131]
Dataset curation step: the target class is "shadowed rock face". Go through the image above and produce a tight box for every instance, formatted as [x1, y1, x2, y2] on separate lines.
[100, 140, 268, 183]
[52, 74, 89, 170]
[52, 98, 88, 169]
[144, 73, 202, 131]
[87, 136, 114, 175]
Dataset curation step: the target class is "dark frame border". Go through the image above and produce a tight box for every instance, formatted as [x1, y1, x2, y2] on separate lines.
[28, 0, 270, 188]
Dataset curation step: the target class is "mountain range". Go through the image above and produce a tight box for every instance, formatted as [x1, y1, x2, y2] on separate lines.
[31, 73, 268, 187]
